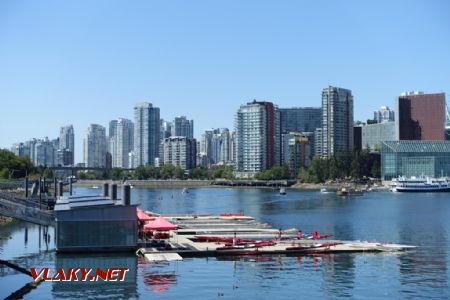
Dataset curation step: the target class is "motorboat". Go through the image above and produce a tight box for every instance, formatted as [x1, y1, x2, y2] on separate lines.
[279, 187, 286, 195]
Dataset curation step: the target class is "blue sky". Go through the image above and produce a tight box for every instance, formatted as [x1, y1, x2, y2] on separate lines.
[1, 0, 449, 163]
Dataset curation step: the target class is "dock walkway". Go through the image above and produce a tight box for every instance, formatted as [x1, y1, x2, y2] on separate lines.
[138, 213, 415, 260]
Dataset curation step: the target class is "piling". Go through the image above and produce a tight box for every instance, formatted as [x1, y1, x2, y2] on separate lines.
[58, 181, 64, 197]
[122, 184, 131, 205]
[53, 177, 57, 197]
[69, 177, 73, 196]
[103, 182, 109, 197]
[24, 177, 29, 198]
[110, 183, 118, 200]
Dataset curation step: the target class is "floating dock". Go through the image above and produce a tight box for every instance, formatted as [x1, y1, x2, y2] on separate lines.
[137, 213, 415, 260]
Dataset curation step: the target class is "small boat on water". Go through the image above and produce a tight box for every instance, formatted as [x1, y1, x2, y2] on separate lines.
[92, 185, 99, 189]
[279, 187, 286, 195]
[336, 186, 364, 196]
[391, 176, 450, 192]
[320, 186, 332, 194]
[182, 188, 189, 194]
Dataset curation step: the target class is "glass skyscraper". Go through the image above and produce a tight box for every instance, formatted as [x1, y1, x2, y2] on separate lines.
[279, 107, 321, 134]
[134, 102, 160, 166]
[59, 124, 75, 165]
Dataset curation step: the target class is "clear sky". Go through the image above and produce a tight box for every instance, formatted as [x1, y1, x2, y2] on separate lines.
[1, 0, 449, 163]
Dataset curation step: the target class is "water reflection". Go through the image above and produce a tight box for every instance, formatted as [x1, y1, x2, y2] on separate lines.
[53, 254, 138, 299]
[139, 259, 178, 293]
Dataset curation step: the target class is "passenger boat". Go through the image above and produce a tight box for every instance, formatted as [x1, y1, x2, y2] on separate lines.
[279, 187, 286, 195]
[391, 176, 450, 192]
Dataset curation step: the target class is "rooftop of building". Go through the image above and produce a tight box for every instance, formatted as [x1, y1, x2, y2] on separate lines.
[382, 140, 450, 153]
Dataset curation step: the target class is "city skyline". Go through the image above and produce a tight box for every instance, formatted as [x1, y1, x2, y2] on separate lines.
[1, 1, 450, 161]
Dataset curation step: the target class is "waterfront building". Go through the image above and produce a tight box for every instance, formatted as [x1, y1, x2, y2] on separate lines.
[162, 136, 197, 170]
[395, 91, 445, 140]
[59, 125, 75, 165]
[83, 124, 107, 168]
[208, 128, 232, 165]
[279, 107, 321, 134]
[281, 132, 312, 174]
[374, 106, 395, 123]
[235, 100, 280, 177]
[381, 140, 450, 180]
[362, 122, 396, 151]
[134, 102, 160, 166]
[54, 195, 137, 252]
[321, 86, 354, 157]
[172, 116, 194, 138]
[113, 118, 134, 168]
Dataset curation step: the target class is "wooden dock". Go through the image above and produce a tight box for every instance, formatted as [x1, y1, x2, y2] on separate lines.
[137, 213, 416, 260]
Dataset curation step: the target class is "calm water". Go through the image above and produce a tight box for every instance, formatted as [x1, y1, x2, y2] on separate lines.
[1, 187, 450, 299]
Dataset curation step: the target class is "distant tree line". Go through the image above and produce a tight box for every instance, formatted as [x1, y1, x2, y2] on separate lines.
[297, 150, 380, 183]
[77, 165, 235, 181]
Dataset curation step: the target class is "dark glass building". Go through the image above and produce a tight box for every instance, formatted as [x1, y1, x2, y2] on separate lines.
[279, 107, 321, 134]
[396, 92, 445, 140]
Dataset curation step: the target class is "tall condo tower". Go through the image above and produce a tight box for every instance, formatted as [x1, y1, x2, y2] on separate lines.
[321, 86, 354, 157]
[235, 100, 280, 178]
[134, 102, 160, 166]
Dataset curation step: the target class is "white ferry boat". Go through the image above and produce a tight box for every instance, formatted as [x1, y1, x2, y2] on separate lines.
[391, 176, 450, 192]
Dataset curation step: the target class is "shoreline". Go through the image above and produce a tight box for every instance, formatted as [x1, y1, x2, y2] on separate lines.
[74, 179, 379, 191]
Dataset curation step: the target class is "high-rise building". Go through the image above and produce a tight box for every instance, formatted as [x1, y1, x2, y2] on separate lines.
[395, 92, 445, 140]
[134, 102, 160, 166]
[279, 107, 321, 134]
[235, 100, 280, 177]
[59, 125, 75, 165]
[160, 119, 172, 140]
[321, 86, 354, 157]
[113, 118, 134, 168]
[172, 116, 194, 138]
[209, 128, 232, 165]
[34, 137, 56, 167]
[162, 136, 197, 170]
[362, 122, 396, 151]
[83, 124, 107, 168]
[374, 106, 395, 123]
[281, 132, 312, 174]
[109, 120, 118, 139]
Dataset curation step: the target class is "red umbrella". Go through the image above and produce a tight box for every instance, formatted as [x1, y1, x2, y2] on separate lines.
[137, 207, 155, 221]
[144, 216, 178, 231]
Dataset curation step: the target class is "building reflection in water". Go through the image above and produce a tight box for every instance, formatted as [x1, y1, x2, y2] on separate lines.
[52, 253, 137, 299]
[139, 258, 178, 293]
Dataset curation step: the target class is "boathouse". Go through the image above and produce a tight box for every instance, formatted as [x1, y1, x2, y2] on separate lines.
[54, 190, 137, 252]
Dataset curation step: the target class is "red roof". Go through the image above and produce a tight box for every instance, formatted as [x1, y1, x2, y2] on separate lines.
[137, 207, 155, 221]
[144, 216, 178, 231]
